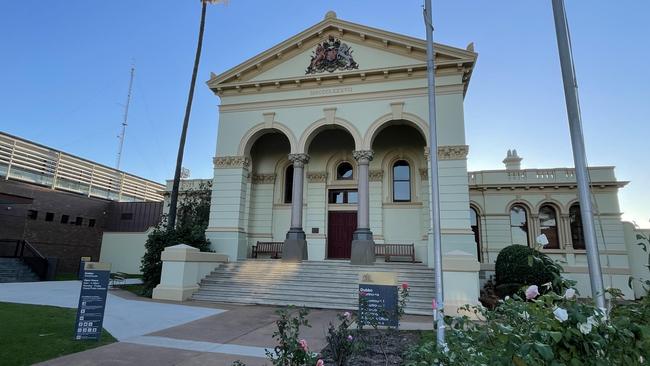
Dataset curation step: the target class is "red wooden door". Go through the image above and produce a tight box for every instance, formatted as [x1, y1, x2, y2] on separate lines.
[327, 211, 357, 259]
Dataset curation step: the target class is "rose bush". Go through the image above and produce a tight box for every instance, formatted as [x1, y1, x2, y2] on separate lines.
[405, 290, 650, 365]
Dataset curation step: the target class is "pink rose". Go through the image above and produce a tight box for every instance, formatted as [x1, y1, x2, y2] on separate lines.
[343, 311, 351, 319]
[316, 360, 324, 366]
[401, 283, 409, 290]
[299, 339, 308, 352]
[525, 285, 539, 300]
[347, 335, 353, 341]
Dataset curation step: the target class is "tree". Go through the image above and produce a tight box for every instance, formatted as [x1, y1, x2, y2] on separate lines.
[141, 182, 213, 296]
[168, 0, 223, 230]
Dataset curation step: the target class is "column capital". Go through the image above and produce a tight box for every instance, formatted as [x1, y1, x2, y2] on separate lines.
[288, 153, 310, 168]
[353, 150, 374, 164]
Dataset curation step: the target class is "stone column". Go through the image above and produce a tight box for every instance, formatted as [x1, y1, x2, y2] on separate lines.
[350, 150, 375, 265]
[283, 153, 309, 261]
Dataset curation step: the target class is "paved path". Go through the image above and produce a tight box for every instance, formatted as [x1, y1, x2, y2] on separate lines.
[0, 281, 223, 340]
[1, 281, 433, 365]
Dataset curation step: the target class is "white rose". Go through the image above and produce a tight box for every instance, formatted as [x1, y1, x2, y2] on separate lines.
[519, 311, 530, 320]
[564, 288, 576, 300]
[578, 322, 592, 335]
[553, 307, 569, 322]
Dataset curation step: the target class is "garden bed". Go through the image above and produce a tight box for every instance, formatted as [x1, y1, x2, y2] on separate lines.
[321, 330, 421, 366]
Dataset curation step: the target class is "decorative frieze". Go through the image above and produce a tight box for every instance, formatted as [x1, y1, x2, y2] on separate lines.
[352, 150, 374, 164]
[251, 173, 276, 184]
[213, 155, 250, 169]
[369, 170, 384, 182]
[307, 172, 327, 183]
[423, 145, 469, 161]
[288, 153, 310, 168]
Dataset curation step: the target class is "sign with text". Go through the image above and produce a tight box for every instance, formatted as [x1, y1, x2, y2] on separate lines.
[74, 262, 110, 341]
[358, 272, 398, 327]
[77, 256, 91, 280]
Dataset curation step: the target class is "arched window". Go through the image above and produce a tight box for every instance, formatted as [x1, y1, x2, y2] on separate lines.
[539, 205, 560, 249]
[569, 204, 585, 249]
[284, 165, 293, 204]
[336, 162, 353, 180]
[510, 204, 529, 246]
[470, 207, 482, 262]
[392, 160, 411, 202]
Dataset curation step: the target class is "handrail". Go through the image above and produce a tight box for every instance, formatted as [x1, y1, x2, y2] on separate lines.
[0, 239, 48, 280]
[21, 240, 46, 261]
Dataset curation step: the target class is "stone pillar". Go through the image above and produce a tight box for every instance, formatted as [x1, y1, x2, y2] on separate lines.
[350, 150, 375, 265]
[283, 153, 309, 261]
[205, 156, 250, 261]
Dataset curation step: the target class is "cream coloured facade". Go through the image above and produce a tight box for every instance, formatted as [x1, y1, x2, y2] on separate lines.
[202, 12, 641, 306]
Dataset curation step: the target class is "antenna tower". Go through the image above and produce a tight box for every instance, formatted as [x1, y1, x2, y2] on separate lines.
[116, 64, 135, 170]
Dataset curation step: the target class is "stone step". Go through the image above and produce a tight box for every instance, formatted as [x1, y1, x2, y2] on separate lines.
[192, 293, 432, 315]
[199, 279, 435, 296]
[0, 258, 40, 283]
[194, 259, 435, 315]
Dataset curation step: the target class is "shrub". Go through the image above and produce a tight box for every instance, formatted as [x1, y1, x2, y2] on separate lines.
[495, 244, 564, 297]
[140, 182, 212, 296]
[321, 311, 361, 366]
[405, 289, 650, 365]
[265, 307, 320, 366]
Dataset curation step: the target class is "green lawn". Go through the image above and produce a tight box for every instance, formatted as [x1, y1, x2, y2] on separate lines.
[54, 272, 79, 281]
[0, 302, 116, 366]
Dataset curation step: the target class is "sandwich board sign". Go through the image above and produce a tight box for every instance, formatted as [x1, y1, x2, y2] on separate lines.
[74, 262, 110, 341]
[358, 271, 398, 327]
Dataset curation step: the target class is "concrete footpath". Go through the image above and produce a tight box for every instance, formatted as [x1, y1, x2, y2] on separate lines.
[0, 281, 432, 365]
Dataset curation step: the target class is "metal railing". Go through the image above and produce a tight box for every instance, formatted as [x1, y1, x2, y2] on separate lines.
[0, 239, 48, 280]
[0, 132, 165, 202]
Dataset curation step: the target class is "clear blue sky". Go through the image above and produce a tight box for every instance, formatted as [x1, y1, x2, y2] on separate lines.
[1, 1, 648, 227]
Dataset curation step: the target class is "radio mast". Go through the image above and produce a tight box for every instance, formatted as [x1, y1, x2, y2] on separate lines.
[116, 65, 135, 170]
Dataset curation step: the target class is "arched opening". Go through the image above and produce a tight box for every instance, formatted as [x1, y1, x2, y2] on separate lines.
[248, 131, 291, 248]
[373, 124, 426, 203]
[307, 127, 357, 260]
[284, 165, 293, 203]
[569, 204, 585, 249]
[539, 204, 560, 249]
[510, 204, 530, 246]
[470, 206, 481, 262]
[392, 160, 411, 202]
[336, 162, 353, 180]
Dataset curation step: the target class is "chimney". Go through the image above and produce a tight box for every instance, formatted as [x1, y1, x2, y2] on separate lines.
[503, 149, 522, 170]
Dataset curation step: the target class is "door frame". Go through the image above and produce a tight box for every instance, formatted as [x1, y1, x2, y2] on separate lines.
[326, 210, 357, 259]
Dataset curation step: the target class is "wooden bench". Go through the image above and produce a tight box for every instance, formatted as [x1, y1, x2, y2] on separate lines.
[374, 243, 416, 263]
[252, 241, 284, 259]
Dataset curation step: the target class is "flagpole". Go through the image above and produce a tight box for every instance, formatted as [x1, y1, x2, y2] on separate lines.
[551, 0, 606, 309]
[424, 0, 445, 347]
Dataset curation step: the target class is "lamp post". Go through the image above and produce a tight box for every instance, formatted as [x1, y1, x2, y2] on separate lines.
[424, 0, 445, 348]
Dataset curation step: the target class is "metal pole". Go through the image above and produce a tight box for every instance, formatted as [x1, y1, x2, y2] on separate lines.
[116, 65, 135, 170]
[551, 0, 606, 309]
[424, 0, 445, 347]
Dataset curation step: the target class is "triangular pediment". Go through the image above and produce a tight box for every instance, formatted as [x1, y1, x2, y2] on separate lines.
[207, 11, 477, 93]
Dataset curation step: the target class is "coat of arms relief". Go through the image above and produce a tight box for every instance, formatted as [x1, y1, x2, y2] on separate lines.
[305, 36, 359, 74]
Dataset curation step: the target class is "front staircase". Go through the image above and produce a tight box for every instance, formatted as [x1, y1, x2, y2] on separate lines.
[192, 260, 435, 315]
[0, 258, 40, 283]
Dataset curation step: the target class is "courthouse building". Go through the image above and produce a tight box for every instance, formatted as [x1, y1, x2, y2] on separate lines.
[162, 11, 643, 310]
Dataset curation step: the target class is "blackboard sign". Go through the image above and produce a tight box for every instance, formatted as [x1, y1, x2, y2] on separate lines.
[74, 262, 110, 341]
[358, 272, 398, 327]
